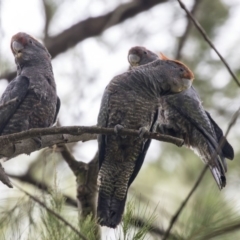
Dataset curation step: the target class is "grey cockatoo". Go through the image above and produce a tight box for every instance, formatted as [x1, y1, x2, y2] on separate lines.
[128, 46, 234, 191]
[0, 32, 60, 187]
[0, 32, 60, 136]
[97, 55, 194, 228]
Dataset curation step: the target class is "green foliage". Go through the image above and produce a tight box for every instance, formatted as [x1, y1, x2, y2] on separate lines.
[79, 214, 100, 240]
[173, 189, 240, 240]
[40, 190, 75, 240]
[115, 200, 156, 240]
[0, 196, 37, 240]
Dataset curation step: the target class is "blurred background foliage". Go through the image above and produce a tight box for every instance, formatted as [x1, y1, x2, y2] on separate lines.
[0, 0, 240, 239]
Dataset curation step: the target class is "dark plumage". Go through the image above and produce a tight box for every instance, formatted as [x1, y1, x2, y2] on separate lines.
[128, 46, 234, 190]
[97, 56, 194, 228]
[0, 32, 60, 136]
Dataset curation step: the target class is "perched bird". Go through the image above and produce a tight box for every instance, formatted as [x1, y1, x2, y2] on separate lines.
[128, 46, 234, 190]
[97, 56, 194, 228]
[0, 32, 60, 136]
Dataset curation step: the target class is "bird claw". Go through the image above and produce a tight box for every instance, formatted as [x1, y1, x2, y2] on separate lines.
[157, 123, 167, 134]
[138, 127, 148, 138]
[32, 137, 42, 148]
[114, 124, 124, 135]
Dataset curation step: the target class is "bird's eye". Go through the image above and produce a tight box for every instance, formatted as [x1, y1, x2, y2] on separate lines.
[180, 68, 184, 72]
[29, 40, 33, 44]
[144, 51, 147, 54]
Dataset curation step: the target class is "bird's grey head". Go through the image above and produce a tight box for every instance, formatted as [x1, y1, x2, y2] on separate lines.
[128, 46, 159, 67]
[11, 32, 51, 65]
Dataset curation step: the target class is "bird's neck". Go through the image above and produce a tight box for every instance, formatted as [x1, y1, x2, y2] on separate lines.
[128, 69, 169, 98]
[18, 63, 56, 89]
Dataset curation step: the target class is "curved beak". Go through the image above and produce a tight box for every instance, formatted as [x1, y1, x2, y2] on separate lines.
[12, 41, 24, 54]
[128, 54, 140, 66]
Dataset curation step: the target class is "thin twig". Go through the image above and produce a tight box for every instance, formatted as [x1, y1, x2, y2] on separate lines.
[224, 107, 240, 137]
[8, 172, 77, 207]
[41, 0, 52, 39]
[210, 107, 240, 163]
[0, 133, 96, 160]
[177, 0, 240, 87]
[58, 144, 99, 216]
[13, 183, 88, 240]
[175, 0, 201, 60]
[162, 165, 208, 240]
[57, 144, 81, 172]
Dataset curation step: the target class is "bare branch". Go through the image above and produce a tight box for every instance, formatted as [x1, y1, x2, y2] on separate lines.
[58, 144, 99, 220]
[0, 71, 16, 82]
[57, 143, 83, 172]
[58, 144, 100, 239]
[41, 0, 52, 39]
[0, 126, 183, 160]
[224, 107, 240, 137]
[175, 0, 202, 60]
[177, 0, 240, 87]
[45, 0, 168, 58]
[0, 132, 96, 159]
[13, 183, 88, 240]
[8, 172, 77, 207]
[162, 165, 208, 240]
[0, 0, 168, 81]
[75, 152, 98, 220]
[0, 125, 184, 147]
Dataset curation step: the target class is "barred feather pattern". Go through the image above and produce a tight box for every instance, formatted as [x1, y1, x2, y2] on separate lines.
[97, 58, 193, 228]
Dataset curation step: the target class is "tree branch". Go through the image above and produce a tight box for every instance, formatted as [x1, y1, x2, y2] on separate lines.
[41, 0, 53, 39]
[0, 132, 97, 159]
[58, 146, 100, 239]
[162, 165, 208, 240]
[0, 126, 183, 160]
[175, 0, 201, 60]
[0, 125, 184, 147]
[0, 0, 168, 81]
[8, 172, 77, 207]
[58, 144, 99, 220]
[177, 0, 240, 87]
[13, 183, 88, 240]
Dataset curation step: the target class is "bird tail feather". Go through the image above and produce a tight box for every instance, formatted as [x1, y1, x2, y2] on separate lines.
[208, 145, 226, 189]
[97, 192, 127, 228]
